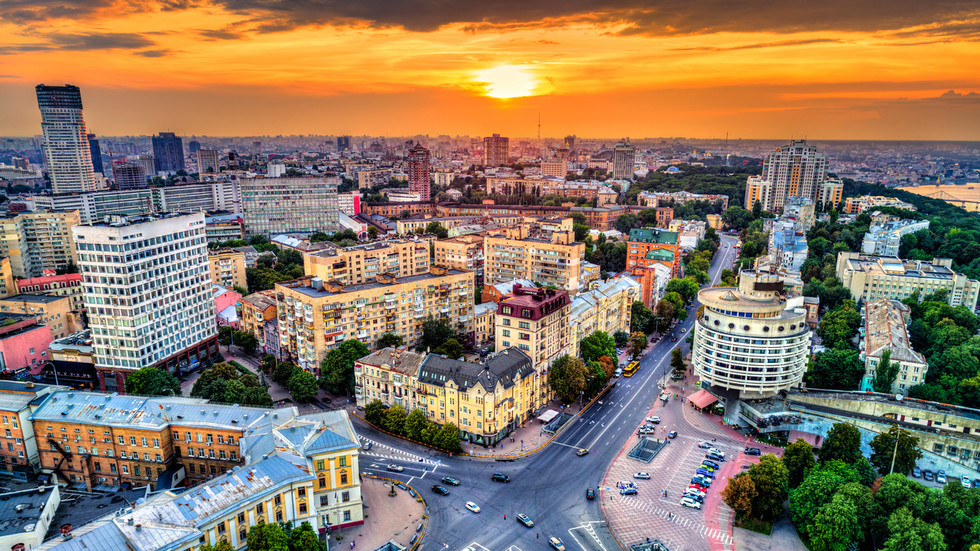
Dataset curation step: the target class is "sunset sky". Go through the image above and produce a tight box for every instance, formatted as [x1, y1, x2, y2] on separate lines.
[1, 1, 979, 139]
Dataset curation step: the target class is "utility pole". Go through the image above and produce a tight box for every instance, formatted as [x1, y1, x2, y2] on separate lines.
[888, 429, 900, 475]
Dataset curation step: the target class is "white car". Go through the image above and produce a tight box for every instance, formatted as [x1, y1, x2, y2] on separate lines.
[465, 501, 481, 513]
[962, 475, 972, 489]
[698, 441, 713, 449]
[680, 497, 702, 510]
[685, 487, 706, 498]
[646, 416, 661, 424]
[634, 472, 651, 479]
[708, 448, 725, 457]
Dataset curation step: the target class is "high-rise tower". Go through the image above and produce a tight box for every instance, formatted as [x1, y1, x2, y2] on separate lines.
[35, 84, 98, 193]
[407, 142, 431, 200]
[87, 133, 104, 175]
[151, 132, 185, 174]
[612, 139, 636, 180]
[760, 140, 828, 212]
[483, 134, 509, 167]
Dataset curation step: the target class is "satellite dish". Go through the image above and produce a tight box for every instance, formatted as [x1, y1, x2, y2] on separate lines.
[895, 394, 904, 401]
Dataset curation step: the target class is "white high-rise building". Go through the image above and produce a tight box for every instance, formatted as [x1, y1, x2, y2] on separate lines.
[35, 84, 98, 194]
[73, 212, 218, 393]
[759, 140, 828, 212]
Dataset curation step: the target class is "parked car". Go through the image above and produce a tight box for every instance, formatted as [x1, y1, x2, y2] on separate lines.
[387, 464, 404, 472]
[620, 487, 637, 495]
[638, 427, 656, 435]
[441, 476, 460, 486]
[431, 485, 450, 496]
[699, 464, 717, 473]
[973, 479, 980, 489]
[465, 501, 481, 513]
[680, 497, 702, 510]
[586, 488, 596, 500]
[691, 476, 711, 487]
[362, 441, 373, 451]
[923, 470, 934, 481]
[516, 513, 534, 528]
[744, 447, 761, 456]
[668, 431, 678, 439]
[962, 475, 972, 489]
[911, 467, 921, 478]
[708, 448, 724, 457]
[549, 537, 566, 551]
[683, 492, 704, 503]
[696, 468, 716, 479]
[937, 470, 948, 484]
[698, 441, 713, 449]
[689, 483, 708, 493]
[702, 459, 720, 469]
[634, 472, 651, 479]
[576, 448, 589, 456]
[492, 472, 511, 482]
[646, 416, 661, 424]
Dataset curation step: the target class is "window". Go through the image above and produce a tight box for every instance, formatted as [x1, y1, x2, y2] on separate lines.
[153, 438, 160, 448]
[343, 510, 351, 521]
[240, 528, 247, 541]
[319, 477, 326, 488]
[341, 473, 348, 485]
[256, 503, 264, 514]
[141, 437, 148, 447]
[298, 487, 306, 497]
[299, 503, 308, 514]
[217, 522, 226, 534]
[342, 491, 350, 502]
[118, 436, 124, 445]
[316, 459, 325, 471]
[339, 457, 347, 467]
[130, 436, 136, 446]
[276, 511, 283, 522]
[274, 495, 282, 506]
[189, 464, 195, 474]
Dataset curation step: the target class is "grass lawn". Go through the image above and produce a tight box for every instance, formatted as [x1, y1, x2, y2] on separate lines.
[734, 514, 774, 535]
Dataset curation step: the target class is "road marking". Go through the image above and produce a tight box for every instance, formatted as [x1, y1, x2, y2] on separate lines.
[462, 543, 491, 551]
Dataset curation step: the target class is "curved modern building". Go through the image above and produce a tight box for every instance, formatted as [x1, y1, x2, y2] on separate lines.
[692, 271, 811, 400]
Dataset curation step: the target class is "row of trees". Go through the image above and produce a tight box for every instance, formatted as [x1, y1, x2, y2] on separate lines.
[191, 362, 273, 407]
[723, 423, 938, 551]
[235, 521, 326, 551]
[218, 326, 259, 355]
[363, 401, 463, 453]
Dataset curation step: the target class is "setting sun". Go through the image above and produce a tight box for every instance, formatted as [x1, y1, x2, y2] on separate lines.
[474, 65, 544, 99]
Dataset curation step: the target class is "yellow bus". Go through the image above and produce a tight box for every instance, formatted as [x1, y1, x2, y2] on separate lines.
[623, 361, 640, 377]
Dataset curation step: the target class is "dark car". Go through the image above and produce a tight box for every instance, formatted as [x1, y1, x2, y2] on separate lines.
[441, 476, 460, 486]
[492, 472, 511, 483]
[702, 459, 720, 469]
[973, 479, 980, 489]
[744, 447, 761, 456]
[586, 488, 596, 500]
[671, 337, 678, 342]
[923, 470, 934, 481]
[620, 487, 637, 495]
[431, 485, 450, 496]
[911, 467, 921, 478]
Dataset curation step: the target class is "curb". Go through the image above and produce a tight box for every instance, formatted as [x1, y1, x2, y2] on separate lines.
[362, 474, 428, 551]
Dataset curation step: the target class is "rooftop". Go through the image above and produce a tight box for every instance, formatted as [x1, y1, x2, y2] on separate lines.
[628, 227, 679, 245]
[280, 269, 468, 298]
[0, 486, 59, 538]
[417, 348, 533, 392]
[356, 347, 427, 377]
[864, 299, 926, 364]
[0, 293, 69, 304]
[841, 254, 969, 281]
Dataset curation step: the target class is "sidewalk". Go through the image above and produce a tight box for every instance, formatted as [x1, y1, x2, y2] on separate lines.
[459, 398, 584, 457]
[330, 477, 427, 551]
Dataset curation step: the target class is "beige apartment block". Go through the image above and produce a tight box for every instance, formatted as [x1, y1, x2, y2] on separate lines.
[568, 278, 639, 358]
[473, 302, 496, 346]
[861, 299, 928, 394]
[484, 225, 585, 294]
[494, 285, 570, 386]
[276, 267, 475, 371]
[0, 210, 80, 278]
[303, 239, 432, 285]
[208, 249, 248, 290]
[0, 293, 78, 339]
[433, 235, 485, 287]
[0, 257, 13, 298]
[836, 252, 979, 310]
[239, 290, 278, 350]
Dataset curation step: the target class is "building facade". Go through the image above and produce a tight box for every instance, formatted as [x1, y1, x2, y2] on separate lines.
[638, 190, 730, 210]
[113, 162, 147, 189]
[276, 267, 475, 371]
[74, 213, 218, 392]
[241, 177, 340, 237]
[15, 272, 84, 312]
[626, 227, 682, 278]
[760, 140, 827, 212]
[35, 84, 98, 194]
[836, 252, 980, 310]
[494, 285, 570, 376]
[692, 271, 811, 401]
[0, 211, 80, 278]
[0, 294, 77, 340]
[433, 235, 485, 288]
[197, 149, 220, 173]
[238, 291, 277, 354]
[208, 249, 248, 290]
[612, 140, 636, 180]
[151, 132, 185, 175]
[303, 239, 432, 285]
[861, 219, 931, 257]
[483, 134, 509, 167]
[407, 142, 431, 201]
[568, 278, 638, 358]
[861, 299, 928, 394]
[483, 226, 585, 294]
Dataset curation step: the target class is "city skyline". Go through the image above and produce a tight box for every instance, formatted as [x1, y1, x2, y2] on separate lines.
[0, 2, 978, 140]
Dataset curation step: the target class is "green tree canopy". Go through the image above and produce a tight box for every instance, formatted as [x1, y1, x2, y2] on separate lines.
[383, 404, 408, 434]
[125, 366, 180, 397]
[404, 408, 429, 441]
[819, 423, 863, 465]
[549, 355, 589, 403]
[417, 317, 458, 353]
[580, 331, 617, 364]
[748, 454, 789, 520]
[288, 522, 326, 551]
[319, 339, 369, 394]
[377, 333, 405, 349]
[869, 425, 923, 476]
[432, 422, 462, 453]
[722, 473, 757, 519]
[783, 439, 817, 488]
[873, 350, 900, 393]
[287, 369, 318, 402]
[433, 338, 463, 359]
[806, 348, 865, 390]
[364, 399, 386, 426]
[247, 522, 289, 551]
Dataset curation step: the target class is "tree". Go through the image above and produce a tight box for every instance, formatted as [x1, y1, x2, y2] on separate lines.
[752, 199, 763, 219]
[201, 543, 236, 551]
[654, 300, 675, 328]
[869, 425, 923, 475]
[883, 507, 947, 551]
[425, 221, 448, 238]
[665, 277, 699, 304]
[433, 338, 463, 359]
[613, 330, 630, 347]
[820, 423, 863, 465]
[432, 422, 462, 452]
[273, 361, 298, 386]
[234, 331, 259, 355]
[417, 317, 457, 353]
[289, 522, 326, 551]
[125, 366, 180, 397]
[670, 348, 686, 377]
[549, 355, 589, 403]
[806, 348, 865, 390]
[789, 460, 860, 536]
[218, 325, 234, 346]
[613, 214, 639, 234]
[783, 439, 816, 488]
[247, 522, 289, 551]
[628, 332, 647, 359]
[807, 493, 864, 551]
[377, 333, 404, 349]
[663, 292, 687, 321]
[872, 350, 899, 393]
[404, 408, 428, 441]
[383, 404, 408, 434]
[319, 339, 369, 394]
[222, 379, 248, 404]
[580, 331, 617, 364]
[747, 454, 789, 520]
[631, 301, 655, 334]
[288, 369, 318, 402]
[722, 473, 757, 519]
[367, 226, 379, 239]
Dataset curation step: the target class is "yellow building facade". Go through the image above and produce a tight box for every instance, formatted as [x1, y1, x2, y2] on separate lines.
[303, 239, 432, 285]
[484, 226, 585, 294]
[208, 249, 248, 290]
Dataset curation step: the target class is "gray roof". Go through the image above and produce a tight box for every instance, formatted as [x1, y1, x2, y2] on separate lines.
[417, 348, 533, 392]
[356, 347, 427, 376]
[0, 486, 58, 538]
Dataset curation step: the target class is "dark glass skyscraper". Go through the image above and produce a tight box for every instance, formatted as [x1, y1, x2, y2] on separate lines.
[151, 132, 185, 174]
[87, 133, 104, 175]
[36, 84, 98, 193]
[188, 140, 201, 155]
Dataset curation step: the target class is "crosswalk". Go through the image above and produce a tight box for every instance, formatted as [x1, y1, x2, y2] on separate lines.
[359, 436, 440, 466]
[619, 497, 733, 544]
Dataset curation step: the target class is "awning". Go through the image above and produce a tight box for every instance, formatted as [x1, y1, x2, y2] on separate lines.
[689, 389, 718, 409]
[537, 409, 559, 423]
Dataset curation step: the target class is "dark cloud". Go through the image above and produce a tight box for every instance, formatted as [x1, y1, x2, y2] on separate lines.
[133, 49, 173, 57]
[198, 29, 245, 40]
[1, 0, 979, 39]
[0, 32, 155, 55]
[0, 74, 18, 78]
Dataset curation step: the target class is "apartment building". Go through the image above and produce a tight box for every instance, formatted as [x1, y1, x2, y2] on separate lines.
[0, 211, 80, 278]
[354, 347, 426, 408]
[626, 227, 682, 278]
[361, 201, 435, 218]
[485, 174, 561, 196]
[495, 285, 570, 376]
[473, 302, 496, 346]
[32, 409, 362, 551]
[395, 214, 522, 235]
[484, 225, 585, 294]
[0, 294, 77, 340]
[15, 273, 84, 312]
[843, 195, 917, 214]
[836, 252, 980, 310]
[861, 299, 928, 394]
[567, 278, 639, 358]
[625, 263, 671, 309]
[239, 290, 278, 353]
[240, 177, 340, 237]
[74, 213, 218, 392]
[0, 381, 66, 478]
[861, 219, 931, 257]
[0, 313, 53, 378]
[669, 219, 707, 249]
[304, 239, 431, 285]
[433, 235, 485, 288]
[208, 249, 248, 290]
[637, 190, 730, 210]
[0, 257, 13, 298]
[276, 267, 475, 371]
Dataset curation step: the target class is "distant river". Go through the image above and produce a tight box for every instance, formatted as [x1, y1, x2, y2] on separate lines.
[898, 184, 980, 212]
